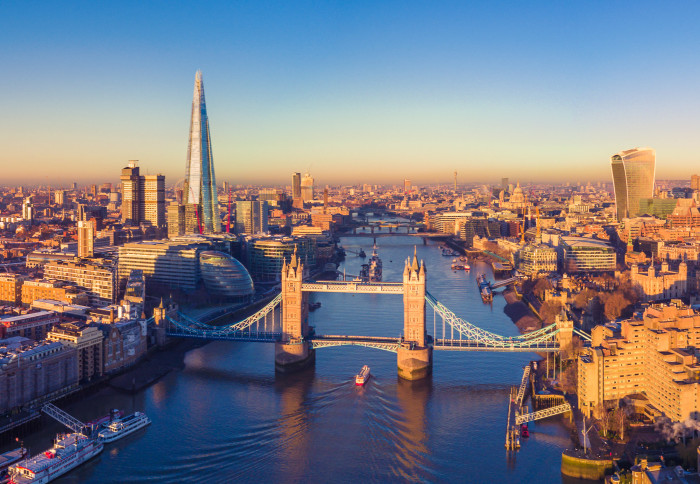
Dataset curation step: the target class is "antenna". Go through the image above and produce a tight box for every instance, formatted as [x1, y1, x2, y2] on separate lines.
[581, 415, 594, 454]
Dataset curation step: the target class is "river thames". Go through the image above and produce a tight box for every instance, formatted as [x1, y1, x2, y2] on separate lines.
[7, 235, 590, 483]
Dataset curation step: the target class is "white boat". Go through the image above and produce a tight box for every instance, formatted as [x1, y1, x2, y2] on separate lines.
[97, 412, 151, 443]
[8, 433, 103, 484]
[1, 447, 27, 483]
[355, 365, 371, 386]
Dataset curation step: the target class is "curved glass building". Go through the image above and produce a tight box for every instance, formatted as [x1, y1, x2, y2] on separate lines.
[246, 237, 317, 282]
[199, 251, 254, 303]
[611, 147, 656, 221]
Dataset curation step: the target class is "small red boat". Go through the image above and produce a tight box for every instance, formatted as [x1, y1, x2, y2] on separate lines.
[521, 424, 530, 438]
[355, 365, 371, 386]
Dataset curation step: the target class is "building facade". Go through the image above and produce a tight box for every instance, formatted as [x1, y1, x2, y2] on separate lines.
[47, 322, 104, 382]
[561, 236, 616, 272]
[0, 273, 24, 305]
[43, 260, 116, 307]
[235, 200, 269, 235]
[631, 262, 688, 302]
[578, 304, 700, 422]
[183, 71, 218, 233]
[610, 147, 656, 221]
[0, 340, 79, 415]
[120, 160, 166, 227]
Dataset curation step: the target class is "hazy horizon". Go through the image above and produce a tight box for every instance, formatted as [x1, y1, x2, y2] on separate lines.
[2, 2, 699, 185]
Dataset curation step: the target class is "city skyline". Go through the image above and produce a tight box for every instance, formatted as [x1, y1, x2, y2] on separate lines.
[2, 2, 700, 185]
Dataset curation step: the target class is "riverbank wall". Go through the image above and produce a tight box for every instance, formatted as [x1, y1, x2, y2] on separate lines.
[561, 452, 613, 480]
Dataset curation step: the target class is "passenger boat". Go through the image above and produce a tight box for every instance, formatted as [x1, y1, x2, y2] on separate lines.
[355, 365, 371, 386]
[358, 249, 366, 258]
[309, 302, 322, 312]
[8, 433, 103, 484]
[451, 263, 464, 270]
[1, 447, 27, 484]
[86, 409, 123, 434]
[520, 424, 530, 438]
[97, 412, 151, 443]
[463, 264, 471, 271]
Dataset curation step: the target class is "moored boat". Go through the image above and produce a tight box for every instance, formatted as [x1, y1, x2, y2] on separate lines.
[355, 365, 371, 386]
[8, 433, 103, 484]
[1, 447, 27, 484]
[97, 412, 151, 443]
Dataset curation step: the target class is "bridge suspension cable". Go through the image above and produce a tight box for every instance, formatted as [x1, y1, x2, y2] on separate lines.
[425, 291, 558, 343]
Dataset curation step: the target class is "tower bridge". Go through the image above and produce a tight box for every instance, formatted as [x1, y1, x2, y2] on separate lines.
[155, 248, 584, 380]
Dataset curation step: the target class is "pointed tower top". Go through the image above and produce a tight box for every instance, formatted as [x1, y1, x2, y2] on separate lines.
[290, 246, 298, 269]
[412, 247, 419, 272]
[158, 298, 164, 309]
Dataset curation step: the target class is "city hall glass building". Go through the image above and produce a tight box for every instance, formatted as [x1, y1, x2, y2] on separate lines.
[610, 147, 656, 221]
[183, 71, 218, 233]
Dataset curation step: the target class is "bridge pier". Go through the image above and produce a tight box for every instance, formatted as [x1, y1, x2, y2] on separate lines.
[397, 345, 432, 380]
[275, 341, 315, 373]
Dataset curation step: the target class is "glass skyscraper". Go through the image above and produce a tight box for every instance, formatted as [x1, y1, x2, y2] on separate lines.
[610, 147, 656, 221]
[184, 71, 218, 233]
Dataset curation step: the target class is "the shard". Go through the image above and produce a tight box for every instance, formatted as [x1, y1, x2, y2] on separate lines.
[184, 71, 218, 233]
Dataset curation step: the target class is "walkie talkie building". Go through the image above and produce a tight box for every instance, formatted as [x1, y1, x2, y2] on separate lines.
[610, 147, 656, 222]
[183, 71, 218, 233]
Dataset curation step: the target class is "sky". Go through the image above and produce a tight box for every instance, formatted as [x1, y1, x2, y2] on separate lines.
[1, 1, 699, 187]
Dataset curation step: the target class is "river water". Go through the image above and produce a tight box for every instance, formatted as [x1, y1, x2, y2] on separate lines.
[5, 235, 590, 483]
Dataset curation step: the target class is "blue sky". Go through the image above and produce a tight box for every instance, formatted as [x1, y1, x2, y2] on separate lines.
[1, 1, 699, 186]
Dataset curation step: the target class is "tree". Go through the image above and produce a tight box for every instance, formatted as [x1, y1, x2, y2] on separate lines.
[603, 292, 631, 321]
[560, 359, 578, 395]
[532, 277, 553, 300]
[540, 300, 563, 325]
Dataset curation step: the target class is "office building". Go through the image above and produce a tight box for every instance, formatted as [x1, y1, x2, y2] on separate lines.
[183, 71, 218, 233]
[77, 220, 94, 258]
[167, 202, 186, 238]
[120, 160, 166, 227]
[292, 172, 301, 201]
[235, 200, 269, 235]
[610, 147, 656, 221]
[118, 240, 205, 293]
[561, 236, 616, 272]
[21, 197, 34, 223]
[245, 236, 316, 282]
[301, 173, 314, 202]
[692, 175, 700, 192]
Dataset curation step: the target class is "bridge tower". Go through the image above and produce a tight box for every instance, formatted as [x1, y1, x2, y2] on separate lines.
[153, 298, 177, 348]
[398, 249, 432, 380]
[555, 310, 573, 356]
[276, 248, 315, 372]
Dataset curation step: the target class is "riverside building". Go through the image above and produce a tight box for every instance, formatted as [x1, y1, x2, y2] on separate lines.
[578, 303, 700, 422]
[0, 340, 79, 414]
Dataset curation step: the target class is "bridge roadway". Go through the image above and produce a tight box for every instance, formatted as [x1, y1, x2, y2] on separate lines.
[434, 338, 560, 352]
[301, 281, 404, 294]
[342, 232, 446, 238]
